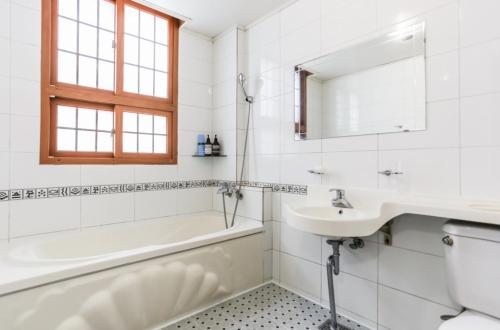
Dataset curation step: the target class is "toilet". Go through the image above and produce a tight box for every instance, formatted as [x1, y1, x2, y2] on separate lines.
[440, 221, 500, 329]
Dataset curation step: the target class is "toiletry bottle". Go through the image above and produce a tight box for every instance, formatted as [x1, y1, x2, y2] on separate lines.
[212, 135, 221, 156]
[205, 135, 212, 156]
[197, 134, 205, 156]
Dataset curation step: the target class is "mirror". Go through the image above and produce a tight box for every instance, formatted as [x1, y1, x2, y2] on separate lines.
[294, 22, 426, 140]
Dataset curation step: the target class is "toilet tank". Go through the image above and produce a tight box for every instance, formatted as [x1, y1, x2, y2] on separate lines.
[443, 220, 500, 319]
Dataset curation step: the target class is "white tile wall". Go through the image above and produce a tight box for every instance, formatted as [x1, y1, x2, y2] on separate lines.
[82, 194, 134, 227]
[0, 114, 10, 152]
[242, 0, 500, 328]
[378, 245, 457, 308]
[281, 222, 322, 264]
[460, 38, 500, 97]
[321, 271, 378, 322]
[135, 191, 177, 221]
[0, 15, 216, 241]
[0, 153, 9, 190]
[378, 285, 457, 330]
[321, 0, 377, 52]
[10, 197, 80, 238]
[0, 202, 9, 240]
[0, 76, 9, 114]
[280, 252, 322, 298]
[460, 0, 500, 47]
[1, 1, 500, 329]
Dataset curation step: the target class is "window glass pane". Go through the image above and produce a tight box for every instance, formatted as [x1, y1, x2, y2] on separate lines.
[99, 0, 115, 31]
[123, 112, 137, 132]
[98, 30, 115, 61]
[59, 0, 77, 19]
[58, 51, 77, 84]
[153, 135, 166, 154]
[57, 106, 76, 128]
[124, 35, 139, 64]
[78, 108, 97, 129]
[79, 0, 98, 26]
[98, 110, 113, 131]
[98, 60, 114, 91]
[138, 114, 153, 133]
[124, 6, 139, 36]
[154, 44, 167, 72]
[139, 39, 154, 69]
[154, 115, 166, 134]
[58, 17, 77, 52]
[97, 132, 113, 152]
[124, 64, 138, 93]
[155, 17, 168, 45]
[77, 130, 96, 152]
[57, 128, 76, 151]
[78, 56, 97, 88]
[79, 24, 98, 57]
[123, 133, 137, 152]
[139, 11, 154, 40]
[57, 0, 116, 91]
[154, 71, 167, 98]
[139, 68, 154, 96]
[138, 134, 153, 153]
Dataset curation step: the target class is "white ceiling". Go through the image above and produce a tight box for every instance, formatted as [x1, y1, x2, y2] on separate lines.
[147, 0, 292, 37]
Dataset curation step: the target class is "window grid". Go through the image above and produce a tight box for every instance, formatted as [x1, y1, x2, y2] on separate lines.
[42, 0, 179, 164]
[56, 105, 114, 153]
[124, 5, 168, 98]
[58, 0, 116, 90]
[122, 112, 168, 154]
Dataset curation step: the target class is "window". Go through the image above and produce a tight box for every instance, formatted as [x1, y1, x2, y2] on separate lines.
[41, 0, 180, 164]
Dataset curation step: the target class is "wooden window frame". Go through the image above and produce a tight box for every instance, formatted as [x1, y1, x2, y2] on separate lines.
[50, 99, 115, 160]
[40, 0, 180, 164]
[115, 106, 174, 163]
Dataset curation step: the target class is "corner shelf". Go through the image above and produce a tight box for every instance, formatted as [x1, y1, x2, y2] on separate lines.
[192, 154, 227, 158]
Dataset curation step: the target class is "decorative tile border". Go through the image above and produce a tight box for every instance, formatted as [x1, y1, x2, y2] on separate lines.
[215, 180, 308, 195]
[0, 180, 307, 202]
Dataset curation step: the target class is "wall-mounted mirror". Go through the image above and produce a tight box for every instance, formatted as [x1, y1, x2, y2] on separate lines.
[294, 22, 426, 140]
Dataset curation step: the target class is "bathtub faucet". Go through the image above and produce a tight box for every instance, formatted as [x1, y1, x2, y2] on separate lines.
[217, 182, 237, 197]
[217, 182, 243, 200]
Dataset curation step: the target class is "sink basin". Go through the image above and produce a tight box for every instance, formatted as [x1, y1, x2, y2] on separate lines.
[284, 186, 500, 239]
[285, 204, 380, 238]
[469, 204, 500, 213]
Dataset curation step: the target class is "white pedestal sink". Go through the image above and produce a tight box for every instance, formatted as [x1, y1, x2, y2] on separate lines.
[284, 185, 500, 238]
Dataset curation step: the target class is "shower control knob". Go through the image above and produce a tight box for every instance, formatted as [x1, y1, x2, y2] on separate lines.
[378, 170, 404, 176]
[442, 235, 453, 246]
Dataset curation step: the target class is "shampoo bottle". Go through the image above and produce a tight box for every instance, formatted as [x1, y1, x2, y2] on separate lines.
[205, 135, 212, 156]
[197, 134, 205, 156]
[212, 135, 221, 156]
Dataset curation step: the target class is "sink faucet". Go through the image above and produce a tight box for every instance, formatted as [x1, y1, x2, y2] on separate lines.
[329, 189, 353, 209]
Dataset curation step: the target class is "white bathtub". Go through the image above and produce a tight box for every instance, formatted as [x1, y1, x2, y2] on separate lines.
[0, 212, 264, 330]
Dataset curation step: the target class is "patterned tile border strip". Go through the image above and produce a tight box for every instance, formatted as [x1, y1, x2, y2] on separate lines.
[0, 180, 307, 202]
[222, 180, 308, 195]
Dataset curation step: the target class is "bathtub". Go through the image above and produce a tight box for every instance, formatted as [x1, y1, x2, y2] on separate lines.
[0, 211, 264, 330]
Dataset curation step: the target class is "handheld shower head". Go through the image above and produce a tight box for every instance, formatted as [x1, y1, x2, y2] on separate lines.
[237, 73, 253, 103]
[238, 73, 246, 86]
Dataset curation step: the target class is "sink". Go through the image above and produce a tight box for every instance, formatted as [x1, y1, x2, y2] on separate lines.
[469, 204, 500, 213]
[284, 186, 500, 239]
[285, 204, 381, 238]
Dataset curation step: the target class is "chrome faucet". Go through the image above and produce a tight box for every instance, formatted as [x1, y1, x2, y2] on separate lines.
[329, 189, 353, 209]
[217, 182, 235, 197]
[217, 182, 243, 199]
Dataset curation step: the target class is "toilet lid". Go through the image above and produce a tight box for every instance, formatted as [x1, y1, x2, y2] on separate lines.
[439, 311, 500, 330]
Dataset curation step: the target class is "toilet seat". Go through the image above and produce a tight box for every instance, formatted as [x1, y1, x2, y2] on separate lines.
[439, 310, 500, 330]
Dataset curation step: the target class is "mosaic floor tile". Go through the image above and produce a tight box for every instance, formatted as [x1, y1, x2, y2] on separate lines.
[165, 283, 370, 330]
